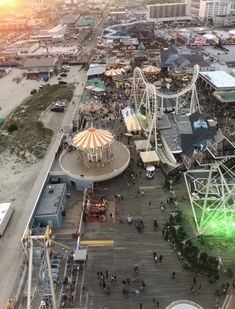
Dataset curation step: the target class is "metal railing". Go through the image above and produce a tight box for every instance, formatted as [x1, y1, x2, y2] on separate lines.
[166, 300, 203, 309]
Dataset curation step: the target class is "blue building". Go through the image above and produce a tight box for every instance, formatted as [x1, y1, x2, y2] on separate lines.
[35, 183, 67, 228]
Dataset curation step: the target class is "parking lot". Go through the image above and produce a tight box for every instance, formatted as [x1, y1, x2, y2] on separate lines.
[0, 65, 83, 119]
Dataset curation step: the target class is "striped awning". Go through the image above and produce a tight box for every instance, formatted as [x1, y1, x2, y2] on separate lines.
[121, 106, 135, 118]
[105, 68, 122, 77]
[124, 115, 142, 133]
[72, 128, 114, 149]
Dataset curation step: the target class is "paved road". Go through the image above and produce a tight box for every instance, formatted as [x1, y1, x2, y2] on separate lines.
[0, 68, 87, 308]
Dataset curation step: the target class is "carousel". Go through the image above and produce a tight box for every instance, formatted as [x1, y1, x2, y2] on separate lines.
[59, 127, 130, 184]
[72, 127, 114, 167]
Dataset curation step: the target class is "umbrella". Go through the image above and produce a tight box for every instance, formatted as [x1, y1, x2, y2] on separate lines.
[105, 68, 122, 77]
[142, 65, 161, 74]
[116, 59, 130, 65]
[146, 165, 155, 172]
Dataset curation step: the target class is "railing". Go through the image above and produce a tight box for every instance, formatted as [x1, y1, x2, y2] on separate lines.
[166, 300, 203, 309]
[206, 141, 235, 158]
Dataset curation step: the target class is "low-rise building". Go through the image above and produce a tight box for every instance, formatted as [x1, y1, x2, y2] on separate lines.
[2, 41, 40, 58]
[30, 24, 67, 42]
[23, 56, 59, 80]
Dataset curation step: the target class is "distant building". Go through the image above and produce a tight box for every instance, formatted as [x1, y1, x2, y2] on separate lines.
[30, 25, 67, 42]
[199, 0, 232, 19]
[161, 46, 209, 73]
[213, 13, 235, 25]
[76, 17, 96, 27]
[61, 14, 78, 25]
[2, 41, 40, 58]
[23, 57, 59, 80]
[190, 0, 201, 16]
[147, 2, 192, 24]
[0, 20, 29, 31]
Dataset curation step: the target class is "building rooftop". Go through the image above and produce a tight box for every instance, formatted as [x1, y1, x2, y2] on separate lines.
[0, 203, 12, 225]
[213, 90, 235, 103]
[35, 183, 66, 217]
[23, 57, 58, 69]
[199, 71, 235, 90]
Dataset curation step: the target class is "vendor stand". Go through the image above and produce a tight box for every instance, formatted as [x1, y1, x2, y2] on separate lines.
[124, 115, 142, 136]
[140, 151, 160, 167]
[83, 188, 107, 222]
[135, 140, 152, 152]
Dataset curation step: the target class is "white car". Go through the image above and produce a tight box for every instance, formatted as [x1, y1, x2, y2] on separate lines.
[55, 101, 66, 107]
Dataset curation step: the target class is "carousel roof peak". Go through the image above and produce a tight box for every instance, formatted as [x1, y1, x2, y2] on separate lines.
[88, 127, 97, 132]
[72, 127, 114, 149]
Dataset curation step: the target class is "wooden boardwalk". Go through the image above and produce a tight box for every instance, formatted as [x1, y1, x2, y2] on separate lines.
[80, 166, 225, 309]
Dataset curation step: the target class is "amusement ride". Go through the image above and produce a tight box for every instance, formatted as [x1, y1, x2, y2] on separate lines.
[130, 64, 200, 167]
[130, 64, 235, 239]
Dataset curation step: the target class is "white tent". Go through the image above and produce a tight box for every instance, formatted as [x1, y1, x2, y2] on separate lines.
[228, 30, 235, 36]
[202, 33, 216, 40]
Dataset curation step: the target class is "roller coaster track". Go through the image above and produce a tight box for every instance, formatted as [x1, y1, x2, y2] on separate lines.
[131, 65, 200, 167]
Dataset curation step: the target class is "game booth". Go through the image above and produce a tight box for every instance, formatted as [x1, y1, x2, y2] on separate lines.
[83, 188, 107, 222]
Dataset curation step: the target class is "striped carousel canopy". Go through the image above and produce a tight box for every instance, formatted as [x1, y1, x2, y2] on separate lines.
[72, 128, 114, 149]
[105, 68, 122, 77]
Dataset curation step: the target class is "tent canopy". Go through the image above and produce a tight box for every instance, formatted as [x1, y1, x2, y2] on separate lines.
[135, 140, 152, 151]
[142, 65, 161, 74]
[124, 115, 142, 133]
[121, 106, 135, 118]
[72, 128, 114, 149]
[105, 68, 122, 77]
[86, 85, 105, 92]
[87, 64, 106, 76]
[140, 151, 159, 165]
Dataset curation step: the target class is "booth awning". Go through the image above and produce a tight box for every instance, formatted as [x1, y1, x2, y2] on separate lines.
[87, 64, 106, 76]
[73, 249, 88, 261]
[135, 140, 152, 151]
[124, 115, 142, 133]
[86, 85, 105, 92]
[121, 106, 135, 118]
[140, 151, 159, 164]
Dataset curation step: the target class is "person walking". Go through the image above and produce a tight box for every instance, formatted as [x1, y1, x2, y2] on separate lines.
[171, 271, 176, 279]
[159, 255, 163, 263]
[154, 255, 158, 263]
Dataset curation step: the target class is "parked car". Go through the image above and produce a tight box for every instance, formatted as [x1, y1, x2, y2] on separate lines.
[50, 105, 64, 113]
[60, 72, 67, 77]
[58, 81, 67, 85]
[30, 89, 37, 95]
[55, 101, 66, 107]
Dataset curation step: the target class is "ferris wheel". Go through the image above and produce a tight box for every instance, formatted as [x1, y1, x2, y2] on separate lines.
[130, 64, 201, 166]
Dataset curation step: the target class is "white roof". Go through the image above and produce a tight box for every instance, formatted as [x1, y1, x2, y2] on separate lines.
[0, 203, 11, 224]
[135, 140, 152, 150]
[87, 64, 106, 76]
[228, 29, 235, 35]
[202, 33, 216, 40]
[200, 71, 235, 89]
[140, 151, 159, 163]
